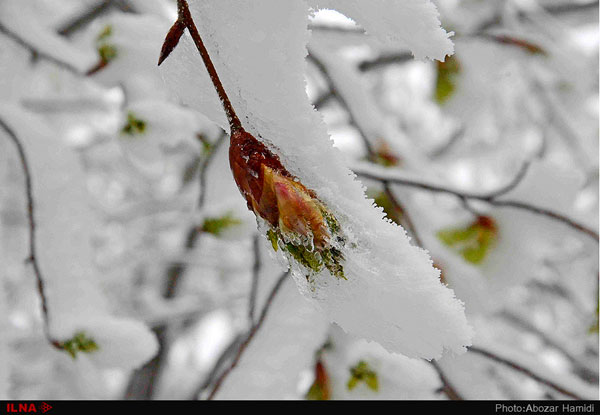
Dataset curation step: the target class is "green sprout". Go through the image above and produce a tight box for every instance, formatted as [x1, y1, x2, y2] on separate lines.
[347, 361, 379, 392]
[96, 24, 118, 63]
[437, 216, 498, 265]
[435, 55, 461, 105]
[266, 204, 346, 280]
[121, 112, 147, 136]
[60, 332, 99, 359]
[201, 212, 242, 236]
[266, 227, 346, 281]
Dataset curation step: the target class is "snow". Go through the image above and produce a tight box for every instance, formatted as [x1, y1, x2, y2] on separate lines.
[0, 104, 158, 370]
[308, 0, 454, 61]
[213, 258, 330, 399]
[0, 0, 97, 73]
[160, 0, 472, 360]
[322, 326, 442, 400]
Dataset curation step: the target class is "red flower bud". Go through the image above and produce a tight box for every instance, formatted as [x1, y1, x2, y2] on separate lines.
[229, 129, 331, 248]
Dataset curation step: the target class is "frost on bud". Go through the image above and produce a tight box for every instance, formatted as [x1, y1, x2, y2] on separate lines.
[437, 215, 498, 264]
[59, 332, 99, 359]
[347, 360, 378, 392]
[229, 129, 345, 280]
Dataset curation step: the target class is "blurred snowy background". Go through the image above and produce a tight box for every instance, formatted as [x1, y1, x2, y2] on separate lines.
[0, 0, 598, 400]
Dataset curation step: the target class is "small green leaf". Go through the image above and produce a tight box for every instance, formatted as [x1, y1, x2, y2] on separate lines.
[60, 332, 99, 359]
[266, 229, 279, 251]
[96, 25, 118, 63]
[347, 360, 379, 392]
[98, 44, 117, 63]
[202, 212, 242, 236]
[437, 226, 477, 246]
[121, 112, 147, 136]
[97, 24, 113, 42]
[437, 216, 498, 265]
[347, 376, 359, 391]
[461, 243, 488, 264]
[265, 214, 346, 280]
[435, 55, 461, 105]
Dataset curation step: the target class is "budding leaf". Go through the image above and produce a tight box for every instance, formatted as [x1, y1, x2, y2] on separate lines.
[96, 24, 117, 64]
[121, 112, 147, 136]
[306, 360, 331, 400]
[435, 55, 461, 104]
[202, 212, 242, 236]
[437, 216, 498, 265]
[158, 21, 186, 66]
[347, 361, 379, 392]
[60, 332, 99, 359]
[368, 140, 401, 168]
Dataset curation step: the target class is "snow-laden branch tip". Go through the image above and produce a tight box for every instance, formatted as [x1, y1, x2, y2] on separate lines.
[308, 0, 454, 61]
[158, 0, 472, 359]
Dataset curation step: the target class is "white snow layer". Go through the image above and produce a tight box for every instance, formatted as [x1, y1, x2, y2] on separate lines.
[0, 105, 158, 370]
[308, 0, 454, 61]
[160, 0, 472, 359]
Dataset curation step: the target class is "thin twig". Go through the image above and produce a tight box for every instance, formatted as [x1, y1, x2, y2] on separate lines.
[307, 51, 376, 155]
[499, 311, 599, 384]
[428, 125, 466, 159]
[0, 21, 81, 75]
[198, 132, 226, 208]
[160, 0, 242, 132]
[124, 130, 225, 399]
[206, 271, 289, 400]
[189, 333, 245, 399]
[430, 361, 463, 400]
[0, 117, 61, 350]
[355, 169, 599, 242]
[248, 235, 261, 324]
[469, 346, 589, 400]
[57, 0, 135, 37]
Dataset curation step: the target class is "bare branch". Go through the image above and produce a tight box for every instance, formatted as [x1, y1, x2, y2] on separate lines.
[469, 346, 591, 400]
[0, 21, 81, 75]
[206, 271, 289, 400]
[57, 0, 136, 37]
[355, 169, 599, 242]
[430, 361, 463, 400]
[248, 235, 261, 324]
[160, 0, 242, 133]
[0, 117, 61, 351]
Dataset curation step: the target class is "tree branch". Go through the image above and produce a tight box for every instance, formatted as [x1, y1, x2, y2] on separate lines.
[0, 117, 61, 351]
[206, 271, 289, 400]
[57, 0, 136, 37]
[0, 21, 81, 75]
[469, 346, 592, 400]
[160, 0, 242, 133]
[430, 361, 463, 400]
[355, 169, 599, 242]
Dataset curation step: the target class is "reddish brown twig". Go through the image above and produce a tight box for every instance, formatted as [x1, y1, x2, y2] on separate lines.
[159, 0, 242, 133]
